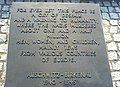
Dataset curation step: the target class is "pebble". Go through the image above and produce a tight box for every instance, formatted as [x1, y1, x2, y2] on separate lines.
[0, 44, 8, 53]
[0, 34, 6, 42]
[113, 34, 120, 41]
[111, 61, 120, 71]
[103, 1, 111, 6]
[110, 20, 118, 25]
[1, 25, 9, 33]
[104, 33, 112, 42]
[111, 71, 120, 80]
[102, 13, 110, 20]
[0, 54, 7, 61]
[108, 51, 118, 60]
[1, 12, 10, 19]
[2, 5, 10, 11]
[116, 81, 120, 87]
[110, 26, 118, 33]
[0, 19, 8, 26]
[107, 42, 117, 50]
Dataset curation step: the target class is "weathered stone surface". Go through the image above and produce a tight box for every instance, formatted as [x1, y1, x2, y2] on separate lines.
[5, 2, 113, 87]
[102, 13, 110, 20]
[108, 7, 116, 13]
[7, 20, 10, 25]
[0, 34, 6, 42]
[110, 20, 118, 25]
[2, 5, 10, 11]
[1, 25, 9, 33]
[3, 62, 6, 72]
[110, 26, 118, 33]
[118, 52, 120, 57]
[0, 38, 4, 44]
[1, 2, 120, 87]
[1, 12, 10, 19]
[110, 13, 119, 19]
[100, 7, 108, 12]
[98, 1, 103, 6]
[116, 81, 120, 87]
[118, 43, 120, 50]
[1, 68, 6, 79]
[0, 62, 3, 71]
[103, 1, 111, 6]
[104, 33, 112, 42]
[111, 71, 120, 81]
[102, 20, 110, 26]
[0, 82, 4, 87]
[112, 82, 116, 87]
[0, 0, 4, 4]
[111, 61, 120, 70]
[113, 34, 120, 41]
[102, 20, 110, 33]
[0, 19, 8, 26]
[0, 54, 7, 61]
[115, 7, 120, 12]
[0, 44, 8, 53]
[109, 61, 113, 70]
[0, 5, 1, 10]
[108, 51, 118, 60]
[112, 1, 118, 6]
[107, 42, 117, 50]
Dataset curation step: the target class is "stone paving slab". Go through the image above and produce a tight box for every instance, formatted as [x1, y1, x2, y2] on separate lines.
[0, 0, 4, 4]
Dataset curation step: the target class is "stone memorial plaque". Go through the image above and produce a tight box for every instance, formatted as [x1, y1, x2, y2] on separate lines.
[5, 2, 113, 87]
